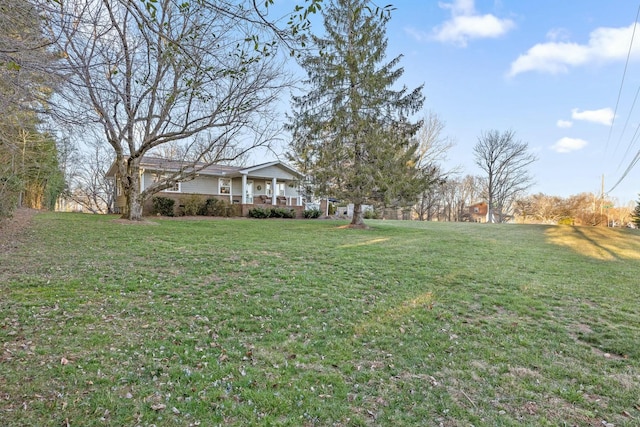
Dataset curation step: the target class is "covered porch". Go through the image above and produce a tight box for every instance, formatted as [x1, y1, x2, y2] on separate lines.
[236, 175, 303, 207]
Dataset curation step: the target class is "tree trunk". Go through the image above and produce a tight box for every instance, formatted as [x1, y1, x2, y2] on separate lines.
[349, 203, 367, 228]
[487, 199, 494, 223]
[122, 160, 144, 221]
[126, 194, 144, 220]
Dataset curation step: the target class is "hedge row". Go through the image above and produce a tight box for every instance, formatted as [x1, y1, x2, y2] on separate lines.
[152, 195, 320, 219]
[151, 196, 239, 217]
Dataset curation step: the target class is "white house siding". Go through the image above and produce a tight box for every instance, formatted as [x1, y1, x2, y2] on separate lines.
[231, 179, 243, 196]
[249, 165, 296, 180]
[138, 167, 300, 200]
[141, 172, 217, 194]
[181, 176, 217, 194]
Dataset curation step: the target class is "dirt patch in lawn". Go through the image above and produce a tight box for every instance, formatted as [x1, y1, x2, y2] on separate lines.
[0, 208, 38, 254]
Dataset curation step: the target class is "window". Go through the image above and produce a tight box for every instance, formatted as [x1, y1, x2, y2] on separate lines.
[277, 182, 286, 196]
[164, 182, 181, 192]
[219, 178, 231, 194]
[153, 174, 181, 192]
[265, 181, 272, 196]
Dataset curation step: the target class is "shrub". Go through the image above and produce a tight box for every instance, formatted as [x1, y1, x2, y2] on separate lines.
[364, 209, 379, 219]
[269, 207, 285, 218]
[558, 217, 574, 225]
[304, 208, 321, 219]
[228, 204, 241, 217]
[200, 198, 229, 216]
[180, 195, 205, 216]
[248, 207, 296, 219]
[152, 196, 175, 216]
[248, 206, 271, 218]
[271, 207, 296, 218]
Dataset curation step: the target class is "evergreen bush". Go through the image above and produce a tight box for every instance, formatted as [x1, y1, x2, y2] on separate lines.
[248, 207, 271, 218]
[304, 208, 321, 218]
[152, 196, 175, 216]
[248, 207, 296, 219]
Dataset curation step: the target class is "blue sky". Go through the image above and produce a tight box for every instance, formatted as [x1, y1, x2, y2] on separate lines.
[269, 0, 640, 205]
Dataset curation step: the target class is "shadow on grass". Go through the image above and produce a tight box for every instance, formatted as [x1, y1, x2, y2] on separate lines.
[545, 226, 640, 261]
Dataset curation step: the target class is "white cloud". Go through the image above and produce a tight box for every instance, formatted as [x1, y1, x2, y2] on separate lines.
[546, 28, 571, 42]
[508, 23, 640, 77]
[439, 0, 475, 15]
[551, 137, 588, 153]
[405, 27, 430, 43]
[571, 107, 614, 126]
[431, 0, 515, 47]
[556, 120, 573, 128]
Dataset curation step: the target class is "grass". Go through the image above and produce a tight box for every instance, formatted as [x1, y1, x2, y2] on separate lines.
[1, 213, 639, 426]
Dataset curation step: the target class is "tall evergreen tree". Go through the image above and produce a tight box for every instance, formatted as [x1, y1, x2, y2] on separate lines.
[288, 0, 424, 227]
[632, 195, 640, 227]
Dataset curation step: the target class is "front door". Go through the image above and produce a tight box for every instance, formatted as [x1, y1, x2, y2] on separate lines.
[246, 180, 254, 204]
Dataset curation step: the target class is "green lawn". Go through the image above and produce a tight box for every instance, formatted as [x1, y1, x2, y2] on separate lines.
[1, 213, 639, 426]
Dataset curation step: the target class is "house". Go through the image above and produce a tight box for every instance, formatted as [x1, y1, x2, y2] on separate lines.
[468, 202, 488, 223]
[105, 157, 305, 217]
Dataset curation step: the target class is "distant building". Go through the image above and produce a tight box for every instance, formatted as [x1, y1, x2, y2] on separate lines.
[468, 202, 488, 223]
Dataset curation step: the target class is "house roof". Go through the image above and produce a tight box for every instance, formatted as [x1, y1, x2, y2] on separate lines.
[106, 156, 303, 180]
[239, 161, 303, 179]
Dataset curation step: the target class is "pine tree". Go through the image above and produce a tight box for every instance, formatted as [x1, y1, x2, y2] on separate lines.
[632, 195, 640, 227]
[288, 0, 424, 227]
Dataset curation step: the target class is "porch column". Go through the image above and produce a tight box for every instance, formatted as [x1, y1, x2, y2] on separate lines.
[241, 174, 247, 204]
[271, 177, 277, 204]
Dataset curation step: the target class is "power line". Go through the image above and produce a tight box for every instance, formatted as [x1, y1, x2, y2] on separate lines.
[608, 147, 640, 193]
[605, 2, 640, 159]
[616, 103, 640, 172]
[613, 84, 640, 172]
[605, 2, 640, 193]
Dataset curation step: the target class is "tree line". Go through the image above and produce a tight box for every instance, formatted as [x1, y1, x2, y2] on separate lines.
[0, 0, 64, 217]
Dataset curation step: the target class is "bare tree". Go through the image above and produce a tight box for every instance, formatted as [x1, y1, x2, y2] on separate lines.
[38, 0, 298, 220]
[413, 111, 455, 220]
[565, 192, 606, 226]
[64, 141, 115, 214]
[456, 175, 484, 221]
[523, 193, 565, 224]
[473, 129, 537, 223]
[513, 191, 628, 226]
